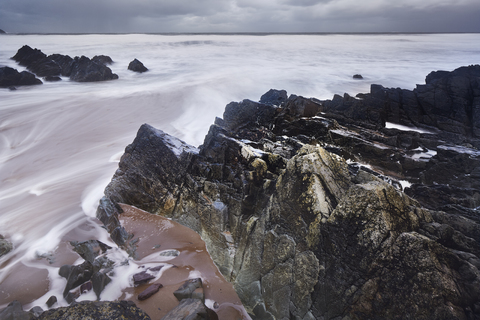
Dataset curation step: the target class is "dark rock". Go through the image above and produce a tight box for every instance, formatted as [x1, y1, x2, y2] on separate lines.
[173, 278, 203, 301]
[92, 272, 112, 299]
[0, 29, 6, 34]
[128, 58, 148, 73]
[138, 283, 163, 301]
[161, 298, 210, 320]
[259, 89, 288, 106]
[92, 55, 113, 65]
[0, 234, 13, 257]
[11, 45, 61, 77]
[0, 67, 42, 87]
[36, 301, 151, 320]
[70, 240, 111, 263]
[44, 76, 61, 82]
[80, 281, 92, 294]
[46, 296, 57, 308]
[133, 271, 155, 287]
[0, 300, 34, 320]
[353, 74, 363, 79]
[28, 306, 43, 317]
[98, 67, 480, 319]
[48, 54, 74, 77]
[69, 56, 118, 82]
[59, 261, 94, 298]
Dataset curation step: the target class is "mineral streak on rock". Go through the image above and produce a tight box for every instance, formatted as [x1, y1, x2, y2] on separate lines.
[97, 66, 480, 319]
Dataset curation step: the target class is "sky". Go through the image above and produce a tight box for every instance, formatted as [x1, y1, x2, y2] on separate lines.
[1, 0, 480, 33]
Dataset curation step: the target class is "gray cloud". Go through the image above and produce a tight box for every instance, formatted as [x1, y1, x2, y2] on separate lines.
[0, 0, 479, 33]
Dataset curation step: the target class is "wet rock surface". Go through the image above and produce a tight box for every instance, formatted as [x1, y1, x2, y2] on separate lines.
[11, 45, 118, 82]
[0, 234, 13, 257]
[99, 65, 480, 319]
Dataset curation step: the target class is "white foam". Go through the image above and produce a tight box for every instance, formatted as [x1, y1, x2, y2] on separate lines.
[385, 122, 434, 134]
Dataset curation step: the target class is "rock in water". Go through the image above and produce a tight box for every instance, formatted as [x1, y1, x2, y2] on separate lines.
[98, 66, 480, 319]
[92, 55, 114, 65]
[128, 59, 148, 73]
[0, 66, 42, 88]
[0, 234, 13, 256]
[353, 74, 363, 79]
[161, 299, 210, 320]
[138, 283, 163, 301]
[69, 56, 119, 82]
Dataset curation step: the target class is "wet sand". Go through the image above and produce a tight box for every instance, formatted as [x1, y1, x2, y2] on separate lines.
[119, 204, 249, 320]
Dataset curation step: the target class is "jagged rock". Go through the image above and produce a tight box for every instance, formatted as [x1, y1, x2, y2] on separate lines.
[259, 89, 288, 106]
[44, 76, 61, 82]
[92, 55, 113, 65]
[11, 45, 61, 77]
[138, 283, 163, 301]
[59, 261, 94, 298]
[0, 67, 42, 87]
[36, 301, 151, 320]
[128, 58, 148, 73]
[48, 54, 74, 77]
[69, 56, 118, 82]
[0, 234, 13, 256]
[0, 300, 34, 320]
[70, 240, 111, 263]
[98, 67, 480, 319]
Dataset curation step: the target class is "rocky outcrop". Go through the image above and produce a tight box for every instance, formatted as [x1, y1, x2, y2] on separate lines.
[98, 66, 480, 319]
[0, 66, 42, 88]
[0, 29, 6, 34]
[11, 45, 118, 82]
[128, 59, 148, 73]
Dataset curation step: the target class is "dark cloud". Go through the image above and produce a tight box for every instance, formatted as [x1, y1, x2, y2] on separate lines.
[0, 0, 479, 33]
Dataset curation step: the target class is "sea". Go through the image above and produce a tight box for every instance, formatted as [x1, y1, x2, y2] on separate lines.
[0, 33, 479, 315]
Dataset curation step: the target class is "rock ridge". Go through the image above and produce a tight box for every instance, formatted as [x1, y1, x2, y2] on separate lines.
[98, 66, 480, 319]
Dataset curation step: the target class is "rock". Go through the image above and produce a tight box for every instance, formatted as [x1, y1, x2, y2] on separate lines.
[0, 234, 13, 256]
[98, 67, 480, 319]
[69, 56, 119, 82]
[11, 45, 61, 77]
[59, 260, 94, 298]
[161, 298, 210, 320]
[48, 54, 74, 77]
[44, 76, 61, 82]
[70, 240, 111, 263]
[259, 89, 288, 106]
[92, 272, 112, 299]
[92, 55, 113, 65]
[0, 29, 6, 34]
[133, 271, 155, 287]
[28, 306, 43, 317]
[128, 58, 148, 73]
[0, 67, 42, 87]
[173, 278, 203, 301]
[0, 300, 34, 320]
[353, 74, 363, 79]
[46, 296, 57, 308]
[138, 283, 163, 301]
[36, 301, 151, 320]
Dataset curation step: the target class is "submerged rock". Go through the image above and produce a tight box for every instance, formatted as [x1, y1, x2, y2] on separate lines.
[97, 66, 480, 319]
[0, 234, 13, 257]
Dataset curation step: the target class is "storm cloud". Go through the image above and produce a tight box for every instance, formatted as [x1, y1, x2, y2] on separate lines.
[0, 0, 479, 33]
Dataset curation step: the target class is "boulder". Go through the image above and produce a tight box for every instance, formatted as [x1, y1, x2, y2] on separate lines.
[92, 55, 113, 65]
[138, 283, 163, 301]
[11, 45, 61, 77]
[353, 74, 363, 79]
[0, 67, 42, 88]
[161, 299, 211, 320]
[0, 29, 6, 34]
[0, 300, 34, 320]
[128, 59, 148, 73]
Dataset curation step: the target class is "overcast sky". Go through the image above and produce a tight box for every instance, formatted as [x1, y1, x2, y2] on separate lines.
[1, 0, 480, 33]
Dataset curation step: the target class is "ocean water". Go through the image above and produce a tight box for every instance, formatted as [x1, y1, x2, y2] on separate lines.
[0, 33, 479, 313]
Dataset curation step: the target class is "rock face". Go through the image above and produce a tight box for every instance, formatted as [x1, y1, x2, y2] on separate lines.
[128, 59, 148, 73]
[11, 45, 118, 82]
[0, 66, 43, 88]
[99, 66, 480, 319]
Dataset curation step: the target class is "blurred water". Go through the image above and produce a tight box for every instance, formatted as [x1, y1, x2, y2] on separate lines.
[0, 33, 479, 308]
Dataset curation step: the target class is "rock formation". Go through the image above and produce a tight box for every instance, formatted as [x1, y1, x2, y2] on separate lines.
[97, 65, 480, 319]
[11, 45, 118, 82]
